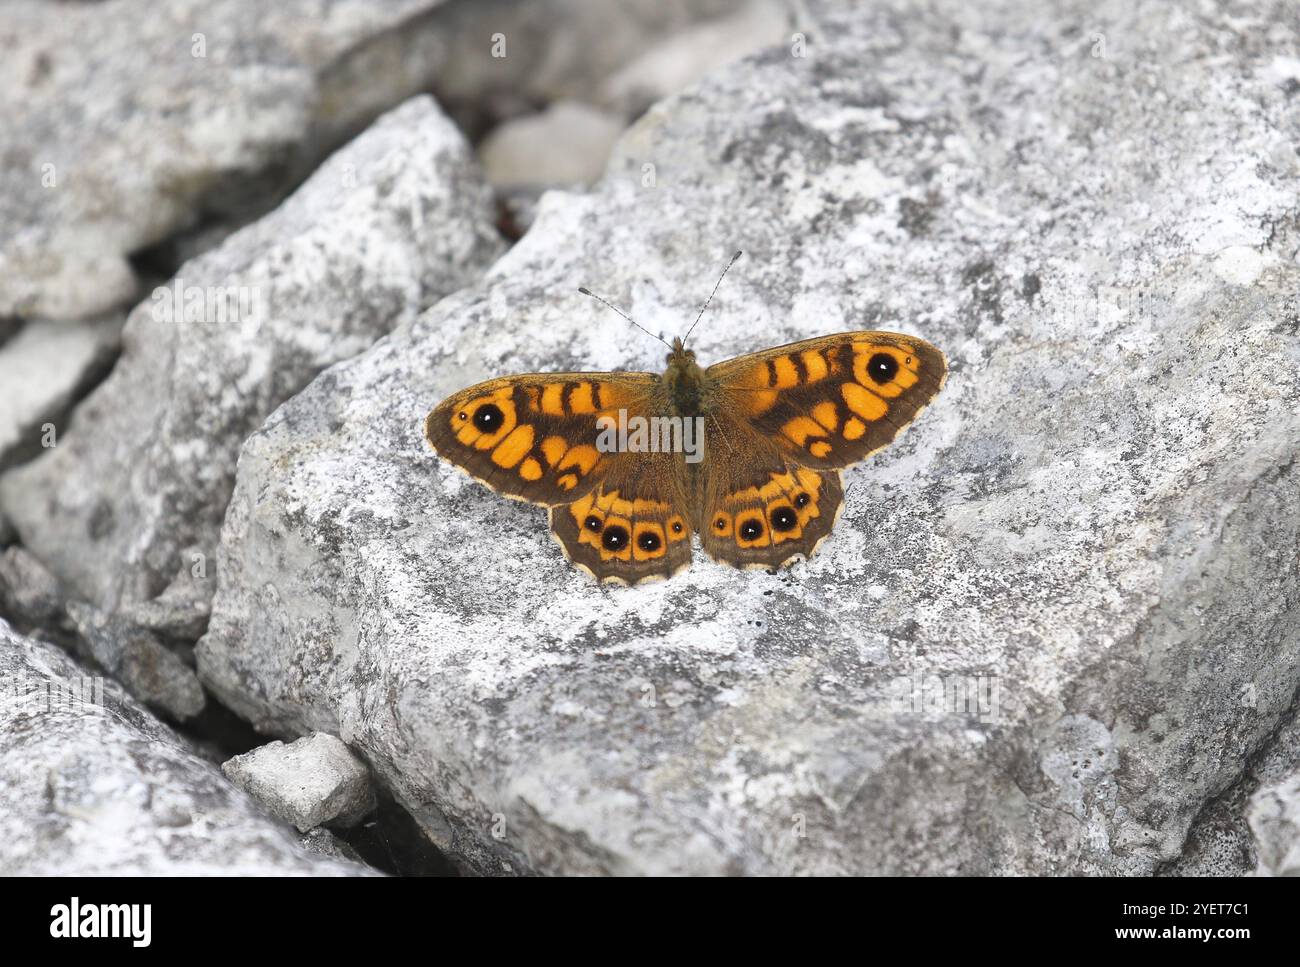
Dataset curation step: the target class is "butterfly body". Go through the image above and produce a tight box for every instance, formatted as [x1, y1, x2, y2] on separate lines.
[426, 331, 946, 585]
[659, 337, 709, 416]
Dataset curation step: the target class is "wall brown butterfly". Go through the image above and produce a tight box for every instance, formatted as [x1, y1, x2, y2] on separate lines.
[425, 256, 947, 585]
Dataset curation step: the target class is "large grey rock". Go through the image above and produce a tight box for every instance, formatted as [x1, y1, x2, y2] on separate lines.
[198, 1, 1300, 874]
[0, 621, 376, 874]
[0, 96, 503, 614]
[0, 0, 751, 321]
[0, 0, 451, 321]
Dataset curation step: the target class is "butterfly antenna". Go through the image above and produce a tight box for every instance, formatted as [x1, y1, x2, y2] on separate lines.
[682, 250, 743, 348]
[577, 286, 671, 349]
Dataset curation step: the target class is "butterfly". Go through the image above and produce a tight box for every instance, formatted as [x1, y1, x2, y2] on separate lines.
[425, 256, 947, 585]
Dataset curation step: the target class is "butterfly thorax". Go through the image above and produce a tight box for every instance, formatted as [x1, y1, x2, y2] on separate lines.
[661, 337, 709, 416]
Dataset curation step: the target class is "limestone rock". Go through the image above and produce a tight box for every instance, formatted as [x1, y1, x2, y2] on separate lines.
[0, 316, 122, 470]
[0, 0, 458, 320]
[223, 733, 377, 832]
[0, 0, 751, 321]
[197, 2, 1300, 874]
[0, 96, 503, 613]
[0, 621, 376, 874]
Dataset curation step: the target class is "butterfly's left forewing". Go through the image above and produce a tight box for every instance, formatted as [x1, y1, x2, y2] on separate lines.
[425, 371, 659, 506]
[705, 331, 947, 470]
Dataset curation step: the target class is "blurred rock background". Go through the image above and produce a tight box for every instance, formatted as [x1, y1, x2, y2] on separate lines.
[0, 0, 1297, 875]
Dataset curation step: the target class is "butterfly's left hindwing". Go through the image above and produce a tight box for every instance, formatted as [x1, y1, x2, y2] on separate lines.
[706, 331, 947, 469]
[697, 455, 845, 571]
[425, 372, 658, 506]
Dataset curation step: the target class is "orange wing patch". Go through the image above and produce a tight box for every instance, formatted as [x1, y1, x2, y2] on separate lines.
[701, 467, 843, 569]
[728, 345, 846, 417]
[568, 382, 598, 414]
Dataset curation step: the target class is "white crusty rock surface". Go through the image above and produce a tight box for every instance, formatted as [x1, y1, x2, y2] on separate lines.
[0, 0, 456, 321]
[0, 0, 753, 321]
[0, 96, 503, 614]
[223, 732, 377, 832]
[199, 1, 1300, 874]
[0, 621, 375, 875]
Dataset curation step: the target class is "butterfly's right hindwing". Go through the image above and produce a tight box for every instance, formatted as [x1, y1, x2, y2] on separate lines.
[548, 452, 693, 585]
[695, 416, 845, 569]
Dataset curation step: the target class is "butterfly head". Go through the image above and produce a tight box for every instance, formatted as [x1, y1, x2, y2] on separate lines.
[667, 336, 695, 364]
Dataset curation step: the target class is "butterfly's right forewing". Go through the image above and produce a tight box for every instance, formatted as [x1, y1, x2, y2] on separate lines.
[425, 371, 658, 506]
[693, 330, 944, 570]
